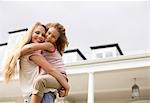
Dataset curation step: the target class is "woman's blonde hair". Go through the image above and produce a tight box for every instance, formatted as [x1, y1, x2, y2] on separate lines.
[46, 22, 69, 56]
[3, 22, 43, 83]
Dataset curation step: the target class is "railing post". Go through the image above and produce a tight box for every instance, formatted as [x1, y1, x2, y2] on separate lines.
[87, 72, 94, 103]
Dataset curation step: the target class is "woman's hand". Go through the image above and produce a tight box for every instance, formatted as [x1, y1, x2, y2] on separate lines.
[58, 85, 70, 97]
[64, 84, 70, 96]
[58, 88, 65, 97]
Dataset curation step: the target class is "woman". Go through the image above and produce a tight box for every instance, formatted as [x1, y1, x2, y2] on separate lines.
[3, 22, 69, 103]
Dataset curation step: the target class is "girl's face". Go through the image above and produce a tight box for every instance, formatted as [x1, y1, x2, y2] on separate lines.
[31, 25, 46, 43]
[45, 27, 60, 44]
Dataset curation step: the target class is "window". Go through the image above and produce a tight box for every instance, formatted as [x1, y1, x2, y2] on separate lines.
[0, 45, 7, 68]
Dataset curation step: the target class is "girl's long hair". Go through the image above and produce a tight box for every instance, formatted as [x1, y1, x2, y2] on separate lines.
[46, 22, 69, 56]
[3, 22, 41, 83]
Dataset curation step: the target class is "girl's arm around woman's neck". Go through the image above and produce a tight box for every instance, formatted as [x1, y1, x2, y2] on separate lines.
[20, 42, 55, 56]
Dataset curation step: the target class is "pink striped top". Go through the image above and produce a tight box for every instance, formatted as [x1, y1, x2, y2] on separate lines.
[41, 49, 66, 74]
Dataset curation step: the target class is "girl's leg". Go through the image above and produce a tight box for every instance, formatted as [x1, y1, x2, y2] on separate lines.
[31, 74, 62, 103]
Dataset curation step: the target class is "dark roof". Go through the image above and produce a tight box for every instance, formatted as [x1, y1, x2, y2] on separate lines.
[0, 42, 7, 46]
[90, 43, 123, 55]
[64, 49, 87, 60]
[8, 28, 28, 34]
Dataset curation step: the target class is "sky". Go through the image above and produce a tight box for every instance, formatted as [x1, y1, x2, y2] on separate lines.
[0, 1, 149, 58]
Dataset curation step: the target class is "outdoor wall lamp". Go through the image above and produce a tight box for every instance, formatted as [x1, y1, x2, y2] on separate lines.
[132, 78, 140, 100]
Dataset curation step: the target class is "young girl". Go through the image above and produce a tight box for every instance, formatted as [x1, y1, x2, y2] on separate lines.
[3, 22, 69, 103]
[27, 22, 69, 103]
